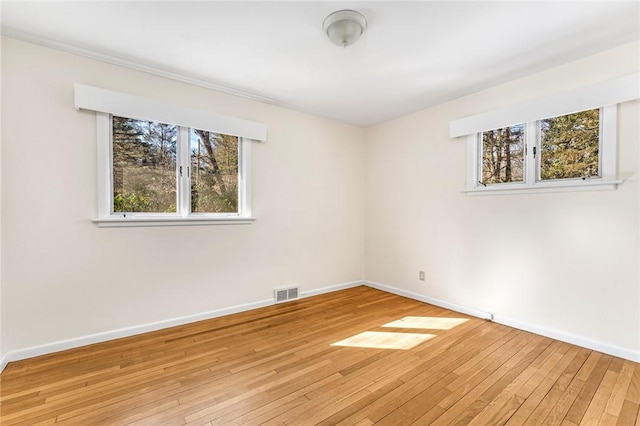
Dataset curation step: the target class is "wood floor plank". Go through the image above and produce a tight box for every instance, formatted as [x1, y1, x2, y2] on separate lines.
[503, 344, 579, 425]
[359, 327, 521, 423]
[463, 340, 563, 425]
[428, 336, 555, 425]
[0, 286, 637, 426]
[558, 352, 614, 424]
[389, 332, 543, 426]
[615, 400, 638, 425]
[520, 347, 589, 425]
[448, 337, 559, 426]
[627, 366, 640, 404]
[580, 369, 621, 424]
[540, 351, 601, 426]
[605, 360, 636, 417]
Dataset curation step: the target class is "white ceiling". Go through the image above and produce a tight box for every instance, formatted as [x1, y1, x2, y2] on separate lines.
[2, 1, 639, 127]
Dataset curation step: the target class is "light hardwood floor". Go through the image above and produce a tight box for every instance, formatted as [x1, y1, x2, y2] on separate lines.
[1, 286, 638, 425]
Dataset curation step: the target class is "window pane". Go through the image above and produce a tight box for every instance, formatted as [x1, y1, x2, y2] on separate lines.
[112, 116, 177, 213]
[481, 124, 525, 184]
[540, 109, 599, 180]
[190, 129, 239, 213]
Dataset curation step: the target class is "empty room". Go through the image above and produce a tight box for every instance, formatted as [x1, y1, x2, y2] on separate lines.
[1, 1, 639, 425]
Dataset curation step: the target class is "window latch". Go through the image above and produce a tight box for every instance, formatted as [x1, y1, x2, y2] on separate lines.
[533, 147, 537, 159]
[179, 166, 183, 177]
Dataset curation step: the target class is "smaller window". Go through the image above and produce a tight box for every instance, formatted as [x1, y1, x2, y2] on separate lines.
[468, 106, 618, 194]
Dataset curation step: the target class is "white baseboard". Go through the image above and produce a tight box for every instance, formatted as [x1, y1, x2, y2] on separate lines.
[492, 315, 640, 363]
[364, 280, 492, 320]
[0, 298, 276, 370]
[0, 280, 366, 372]
[0, 354, 8, 375]
[300, 280, 364, 298]
[363, 280, 640, 363]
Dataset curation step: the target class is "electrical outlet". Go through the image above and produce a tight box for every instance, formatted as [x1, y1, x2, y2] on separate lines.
[419, 270, 425, 281]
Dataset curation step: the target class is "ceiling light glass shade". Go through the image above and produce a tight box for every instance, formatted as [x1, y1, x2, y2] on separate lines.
[323, 10, 367, 48]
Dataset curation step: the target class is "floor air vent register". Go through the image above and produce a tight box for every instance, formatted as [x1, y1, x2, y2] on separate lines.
[274, 287, 300, 303]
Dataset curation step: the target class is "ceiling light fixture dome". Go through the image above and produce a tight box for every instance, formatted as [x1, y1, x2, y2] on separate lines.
[323, 9, 367, 48]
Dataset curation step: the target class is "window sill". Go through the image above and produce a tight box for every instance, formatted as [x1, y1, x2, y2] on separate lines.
[464, 179, 622, 196]
[92, 216, 256, 228]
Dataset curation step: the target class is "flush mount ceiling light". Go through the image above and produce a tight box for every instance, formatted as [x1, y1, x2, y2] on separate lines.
[323, 9, 368, 48]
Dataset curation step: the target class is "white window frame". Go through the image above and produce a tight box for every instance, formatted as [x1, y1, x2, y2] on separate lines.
[94, 113, 254, 227]
[75, 84, 265, 227]
[450, 73, 640, 196]
[465, 106, 620, 195]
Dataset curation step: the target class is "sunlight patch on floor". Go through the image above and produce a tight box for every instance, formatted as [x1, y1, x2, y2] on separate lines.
[382, 316, 468, 330]
[331, 331, 436, 350]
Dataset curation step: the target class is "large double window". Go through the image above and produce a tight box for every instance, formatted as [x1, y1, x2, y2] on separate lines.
[111, 116, 242, 216]
[75, 84, 266, 226]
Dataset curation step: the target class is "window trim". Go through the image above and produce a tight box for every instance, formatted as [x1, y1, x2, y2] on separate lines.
[93, 112, 255, 227]
[75, 84, 267, 141]
[464, 106, 620, 196]
[450, 73, 639, 138]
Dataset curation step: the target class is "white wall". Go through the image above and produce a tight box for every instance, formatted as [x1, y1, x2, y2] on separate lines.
[1, 37, 365, 355]
[365, 41, 640, 360]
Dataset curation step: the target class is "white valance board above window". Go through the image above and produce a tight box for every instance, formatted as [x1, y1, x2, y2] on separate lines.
[449, 73, 640, 138]
[74, 83, 268, 142]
